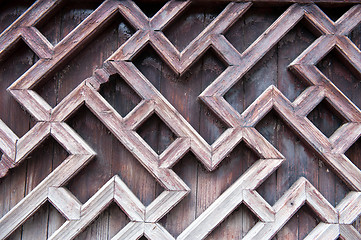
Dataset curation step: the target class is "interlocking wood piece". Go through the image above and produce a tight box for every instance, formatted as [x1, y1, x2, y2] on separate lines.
[48, 187, 81, 220]
[337, 192, 361, 224]
[244, 177, 338, 239]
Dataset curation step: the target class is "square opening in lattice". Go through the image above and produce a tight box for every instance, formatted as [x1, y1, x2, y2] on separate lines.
[135, 0, 168, 18]
[349, 22, 361, 50]
[307, 98, 347, 138]
[99, 73, 142, 117]
[345, 137, 361, 171]
[275, 205, 321, 239]
[162, 2, 227, 51]
[316, 49, 361, 110]
[136, 112, 177, 155]
[205, 204, 258, 240]
[35, 0, 103, 45]
[0, 1, 35, 33]
[316, 4, 353, 22]
[224, 5, 288, 54]
[0, 38, 39, 137]
[73, 202, 129, 240]
[133, 45, 228, 145]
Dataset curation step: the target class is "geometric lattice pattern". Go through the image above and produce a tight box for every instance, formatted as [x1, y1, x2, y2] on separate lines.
[0, 1, 361, 239]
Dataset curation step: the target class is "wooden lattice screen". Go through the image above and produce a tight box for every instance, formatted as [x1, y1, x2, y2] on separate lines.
[1, 0, 361, 239]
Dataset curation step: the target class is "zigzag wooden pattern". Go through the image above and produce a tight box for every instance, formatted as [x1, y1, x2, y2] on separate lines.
[0, 0, 361, 239]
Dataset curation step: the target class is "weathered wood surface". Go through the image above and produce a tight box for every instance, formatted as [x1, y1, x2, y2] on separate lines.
[0, 1, 361, 239]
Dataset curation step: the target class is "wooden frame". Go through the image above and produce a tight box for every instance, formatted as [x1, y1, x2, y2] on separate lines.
[0, 0, 361, 239]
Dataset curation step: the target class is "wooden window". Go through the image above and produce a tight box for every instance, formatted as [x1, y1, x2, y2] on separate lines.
[0, 1, 360, 239]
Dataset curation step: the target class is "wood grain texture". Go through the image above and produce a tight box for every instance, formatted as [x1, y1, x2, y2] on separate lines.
[0, 1, 361, 239]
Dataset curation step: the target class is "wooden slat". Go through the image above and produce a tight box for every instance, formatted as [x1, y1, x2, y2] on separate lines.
[48, 187, 81, 220]
[304, 223, 340, 240]
[111, 222, 144, 240]
[336, 4, 361, 35]
[50, 177, 115, 239]
[0, 120, 17, 158]
[144, 223, 174, 240]
[305, 181, 338, 223]
[339, 224, 361, 239]
[20, 26, 53, 59]
[113, 175, 145, 222]
[337, 192, 361, 224]
[178, 159, 283, 240]
[243, 190, 275, 222]
[146, 190, 188, 222]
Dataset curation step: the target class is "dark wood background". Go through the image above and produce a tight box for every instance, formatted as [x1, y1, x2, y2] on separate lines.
[0, 1, 360, 239]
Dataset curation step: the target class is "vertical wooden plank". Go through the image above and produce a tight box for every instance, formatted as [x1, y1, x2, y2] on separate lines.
[205, 205, 258, 240]
[256, 110, 298, 240]
[224, 9, 281, 114]
[2, 2, 361, 239]
[74, 202, 129, 240]
[0, 5, 38, 239]
[227, 10, 284, 236]
[314, 50, 355, 209]
[33, 4, 135, 238]
[74, 211, 109, 240]
[159, 153, 198, 238]
[24, 5, 65, 238]
[21, 138, 68, 240]
[316, 49, 361, 110]
[255, 109, 319, 239]
[163, 2, 227, 51]
[0, 168, 26, 240]
[197, 142, 259, 239]
[256, 112, 279, 206]
[66, 106, 112, 239]
[197, 7, 261, 236]
[133, 32, 198, 238]
[345, 19, 361, 234]
[308, 101, 350, 206]
[108, 203, 129, 239]
[198, 50, 228, 145]
[274, 205, 320, 240]
[276, 21, 319, 238]
[0, 1, 34, 33]
[47, 141, 68, 238]
[276, 20, 316, 102]
[224, 6, 285, 55]
[65, 105, 158, 235]
[0, 40, 37, 138]
[297, 206, 320, 239]
[34, 3, 97, 106]
[349, 18, 361, 49]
